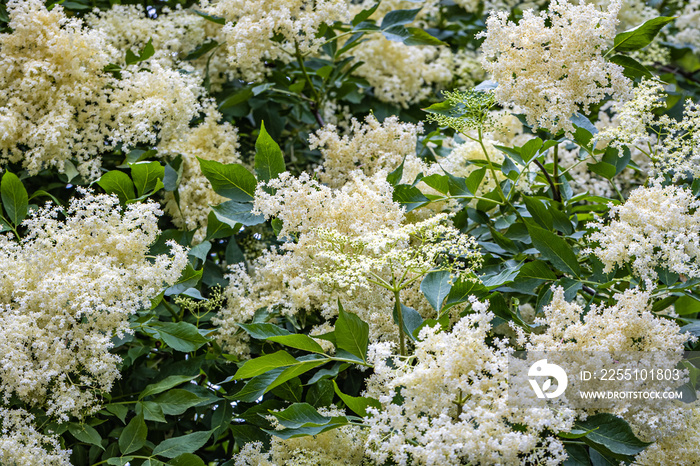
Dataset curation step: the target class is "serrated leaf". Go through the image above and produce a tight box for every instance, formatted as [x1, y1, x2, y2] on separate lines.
[335, 301, 369, 364]
[212, 200, 265, 227]
[332, 380, 381, 417]
[266, 334, 326, 354]
[609, 54, 652, 79]
[234, 351, 299, 380]
[238, 323, 292, 339]
[130, 161, 165, 197]
[68, 423, 104, 450]
[381, 8, 421, 28]
[154, 389, 205, 416]
[198, 159, 257, 202]
[404, 27, 446, 46]
[526, 223, 581, 277]
[140, 375, 198, 399]
[576, 413, 650, 457]
[393, 184, 430, 211]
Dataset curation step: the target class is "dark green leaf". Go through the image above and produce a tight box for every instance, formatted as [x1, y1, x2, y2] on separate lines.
[140, 375, 198, 399]
[335, 301, 370, 364]
[609, 54, 652, 79]
[184, 41, 219, 61]
[332, 380, 381, 417]
[404, 28, 446, 46]
[238, 323, 292, 339]
[526, 224, 581, 277]
[151, 321, 209, 352]
[381, 8, 421, 28]
[119, 414, 147, 455]
[68, 423, 104, 450]
[136, 401, 166, 423]
[352, 2, 380, 26]
[125, 39, 155, 66]
[523, 196, 553, 230]
[267, 334, 326, 354]
[152, 431, 212, 458]
[577, 413, 650, 457]
[130, 161, 165, 197]
[219, 87, 254, 111]
[234, 351, 299, 380]
[393, 184, 430, 211]
[212, 200, 265, 227]
[169, 453, 206, 466]
[154, 389, 205, 416]
[393, 304, 424, 341]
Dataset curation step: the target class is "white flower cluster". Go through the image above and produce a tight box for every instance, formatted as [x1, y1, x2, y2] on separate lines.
[586, 185, 700, 282]
[310, 115, 422, 188]
[0, 408, 71, 466]
[203, 0, 349, 81]
[363, 300, 574, 465]
[215, 171, 406, 354]
[478, 0, 631, 135]
[0, 191, 187, 420]
[160, 103, 242, 240]
[312, 213, 482, 294]
[669, 0, 700, 51]
[0, 0, 202, 179]
[632, 404, 700, 466]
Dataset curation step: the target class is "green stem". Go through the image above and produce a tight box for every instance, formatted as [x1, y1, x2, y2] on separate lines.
[394, 287, 406, 357]
[162, 299, 179, 321]
[552, 143, 562, 202]
[294, 42, 324, 127]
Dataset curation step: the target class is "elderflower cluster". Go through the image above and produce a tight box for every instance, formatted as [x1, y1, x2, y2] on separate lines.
[234, 407, 366, 465]
[364, 300, 574, 465]
[478, 0, 631, 135]
[526, 286, 692, 440]
[586, 185, 700, 282]
[0, 0, 202, 180]
[350, 36, 454, 107]
[632, 403, 700, 466]
[87, 5, 232, 91]
[0, 191, 187, 420]
[310, 115, 422, 188]
[160, 103, 242, 239]
[669, 0, 700, 51]
[313, 213, 483, 294]
[0, 408, 71, 466]
[215, 171, 406, 354]
[203, 0, 349, 81]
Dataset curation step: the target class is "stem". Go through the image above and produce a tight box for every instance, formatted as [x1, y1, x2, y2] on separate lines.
[394, 287, 406, 357]
[533, 159, 561, 203]
[294, 42, 324, 127]
[552, 144, 562, 202]
[162, 299, 179, 321]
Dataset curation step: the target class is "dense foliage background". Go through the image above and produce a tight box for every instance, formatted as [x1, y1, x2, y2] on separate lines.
[1, 0, 700, 464]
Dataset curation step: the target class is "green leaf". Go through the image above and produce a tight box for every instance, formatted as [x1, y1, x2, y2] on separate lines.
[192, 9, 226, 25]
[184, 40, 219, 61]
[235, 368, 285, 402]
[332, 380, 381, 417]
[1, 171, 28, 225]
[254, 121, 286, 183]
[136, 401, 166, 423]
[169, 453, 206, 466]
[335, 301, 370, 364]
[420, 270, 452, 311]
[125, 38, 155, 66]
[165, 264, 203, 296]
[219, 87, 254, 111]
[576, 413, 650, 457]
[234, 351, 299, 380]
[140, 375, 198, 399]
[238, 323, 292, 339]
[517, 261, 557, 281]
[393, 184, 430, 212]
[267, 334, 326, 354]
[421, 174, 450, 194]
[119, 414, 147, 455]
[609, 54, 652, 79]
[154, 389, 205, 416]
[68, 423, 104, 450]
[352, 2, 379, 26]
[266, 418, 348, 440]
[612, 16, 674, 53]
[270, 403, 331, 428]
[404, 27, 446, 46]
[526, 224, 581, 277]
[130, 161, 165, 197]
[381, 8, 421, 28]
[386, 160, 405, 186]
[152, 431, 212, 459]
[104, 403, 128, 424]
[306, 379, 334, 407]
[523, 195, 553, 230]
[393, 304, 424, 341]
[151, 321, 210, 352]
[443, 275, 489, 312]
[563, 443, 592, 466]
[211, 401, 233, 438]
[197, 158, 257, 202]
[520, 138, 544, 164]
[97, 170, 135, 203]
[212, 200, 265, 227]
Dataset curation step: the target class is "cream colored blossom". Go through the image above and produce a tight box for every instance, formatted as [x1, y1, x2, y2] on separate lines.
[160, 103, 241, 239]
[0, 408, 71, 466]
[310, 115, 422, 188]
[669, 0, 700, 51]
[203, 0, 349, 81]
[364, 299, 574, 465]
[350, 36, 454, 107]
[0, 191, 187, 419]
[633, 403, 700, 466]
[586, 185, 700, 281]
[0, 0, 202, 179]
[478, 0, 631, 135]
